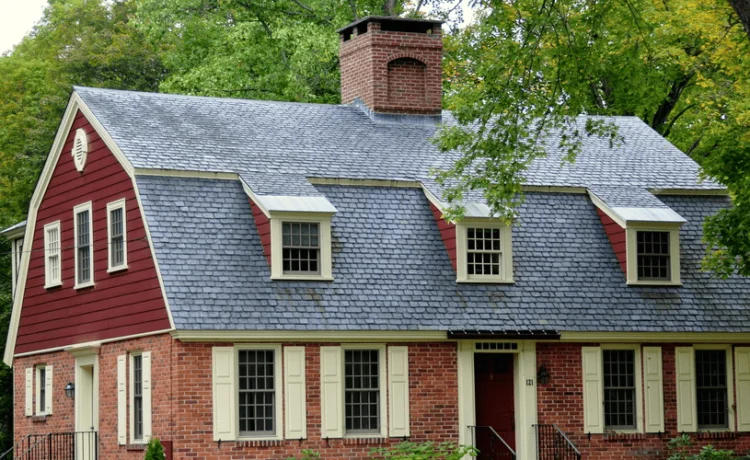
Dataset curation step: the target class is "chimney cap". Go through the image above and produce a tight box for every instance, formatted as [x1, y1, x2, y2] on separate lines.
[336, 15, 444, 35]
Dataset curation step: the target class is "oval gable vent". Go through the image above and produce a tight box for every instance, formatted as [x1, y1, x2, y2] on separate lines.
[72, 128, 89, 172]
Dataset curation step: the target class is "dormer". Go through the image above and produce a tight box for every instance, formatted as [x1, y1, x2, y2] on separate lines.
[423, 186, 514, 284]
[244, 180, 337, 281]
[1, 221, 27, 300]
[589, 187, 685, 286]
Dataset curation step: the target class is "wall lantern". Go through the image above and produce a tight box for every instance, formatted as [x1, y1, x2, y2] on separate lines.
[537, 365, 550, 385]
[65, 382, 75, 399]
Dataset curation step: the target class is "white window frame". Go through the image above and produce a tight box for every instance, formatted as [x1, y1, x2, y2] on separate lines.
[235, 344, 283, 441]
[12, 237, 24, 297]
[43, 221, 62, 289]
[129, 352, 144, 444]
[341, 344, 388, 438]
[270, 214, 333, 281]
[73, 201, 94, 289]
[625, 225, 681, 286]
[35, 364, 48, 416]
[456, 220, 513, 283]
[693, 345, 735, 432]
[600, 344, 644, 433]
[107, 199, 128, 272]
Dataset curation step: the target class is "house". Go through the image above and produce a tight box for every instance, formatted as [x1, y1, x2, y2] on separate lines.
[3, 15, 750, 460]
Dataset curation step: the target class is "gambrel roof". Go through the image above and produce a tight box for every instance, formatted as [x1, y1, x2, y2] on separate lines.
[71, 86, 749, 334]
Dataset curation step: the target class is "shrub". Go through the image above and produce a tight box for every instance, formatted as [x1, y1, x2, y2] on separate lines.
[284, 449, 321, 460]
[144, 437, 166, 460]
[370, 441, 478, 459]
[667, 435, 735, 460]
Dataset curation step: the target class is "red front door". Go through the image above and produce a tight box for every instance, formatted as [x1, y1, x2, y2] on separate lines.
[474, 353, 515, 460]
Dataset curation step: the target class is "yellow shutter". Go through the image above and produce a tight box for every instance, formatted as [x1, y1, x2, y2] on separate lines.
[25, 368, 32, 416]
[736, 347, 750, 432]
[212, 347, 237, 441]
[675, 347, 697, 432]
[142, 352, 153, 441]
[117, 355, 127, 444]
[388, 346, 410, 437]
[581, 347, 604, 433]
[320, 346, 343, 438]
[643, 347, 664, 433]
[284, 347, 307, 439]
[45, 365, 53, 415]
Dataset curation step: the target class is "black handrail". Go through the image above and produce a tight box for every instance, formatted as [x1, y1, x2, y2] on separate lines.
[0, 431, 99, 460]
[469, 425, 517, 460]
[534, 424, 581, 460]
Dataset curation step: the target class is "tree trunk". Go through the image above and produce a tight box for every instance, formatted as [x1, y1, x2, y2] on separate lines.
[728, 0, 750, 42]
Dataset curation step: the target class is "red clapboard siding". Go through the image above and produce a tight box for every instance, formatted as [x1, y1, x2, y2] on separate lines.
[596, 208, 627, 274]
[250, 199, 272, 265]
[430, 203, 457, 270]
[15, 110, 171, 355]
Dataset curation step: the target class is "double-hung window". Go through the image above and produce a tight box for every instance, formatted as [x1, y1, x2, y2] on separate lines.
[345, 350, 381, 433]
[238, 349, 276, 436]
[117, 352, 152, 445]
[625, 226, 681, 285]
[603, 350, 636, 430]
[282, 222, 320, 275]
[36, 365, 47, 415]
[456, 222, 513, 283]
[696, 350, 729, 429]
[25, 364, 53, 417]
[107, 199, 128, 272]
[74, 202, 94, 288]
[636, 231, 670, 281]
[132, 354, 144, 441]
[43, 221, 61, 288]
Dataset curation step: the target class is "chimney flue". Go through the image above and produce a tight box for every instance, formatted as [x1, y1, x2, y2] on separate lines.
[337, 16, 444, 120]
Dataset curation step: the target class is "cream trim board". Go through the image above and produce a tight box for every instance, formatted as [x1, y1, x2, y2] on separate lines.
[270, 217, 333, 280]
[172, 330, 447, 342]
[587, 191, 627, 228]
[625, 227, 681, 285]
[649, 188, 728, 196]
[235, 344, 284, 441]
[561, 332, 750, 343]
[106, 199, 128, 272]
[135, 168, 238, 180]
[693, 344, 735, 431]
[73, 201, 94, 289]
[456, 221, 513, 283]
[341, 344, 388, 437]
[43, 221, 62, 289]
[310, 177, 422, 188]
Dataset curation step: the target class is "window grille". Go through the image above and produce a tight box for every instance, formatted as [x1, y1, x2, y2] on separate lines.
[38, 367, 46, 414]
[345, 350, 380, 433]
[238, 350, 275, 435]
[45, 226, 60, 284]
[76, 210, 91, 283]
[133, 355, 143, 440]
[603, 350, 636, 429]
[696, 350, 728, 428]
[467, 228, 502, 276]
[282, 222, 320, 274]
[110, 207, 125, 267]
[475, 342, 518, 351]
[637, 231, 670, 280]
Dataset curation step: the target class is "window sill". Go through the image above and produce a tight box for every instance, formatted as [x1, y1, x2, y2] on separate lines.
[44, 282, 62, 290]
[694, 430, 736, 439]
[107, 265, 128, 274]
[457, 277, 514, 284]
[342, 435, 388, 445]
[271, 275, 334, 282]
[235, 435, 284, 442]
[603, 431, 647, 441]
[125, 444, 146, 451]
[627, 280, 682, 287]
[74, 281, 95, 290]
[31, 414, 48, 423]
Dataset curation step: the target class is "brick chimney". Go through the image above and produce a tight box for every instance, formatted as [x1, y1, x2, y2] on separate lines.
[337, 16, 444, 119]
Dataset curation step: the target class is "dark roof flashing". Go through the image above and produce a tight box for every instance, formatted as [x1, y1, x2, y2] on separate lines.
[350, 98, 442, 126]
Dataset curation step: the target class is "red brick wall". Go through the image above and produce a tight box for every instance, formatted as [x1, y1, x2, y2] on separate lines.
[537, 343, 750, 460]
[14, 338, 458, 459]
[16, 109, 170, 355]
[339, 20, 443, 115]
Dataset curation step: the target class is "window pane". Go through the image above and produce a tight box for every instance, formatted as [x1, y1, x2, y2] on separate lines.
[345, 350, 380, 433]
[603, 350, 636, 429]
[39, 368, 46, 413]
[133, 355, 143, 440]
[238, 350, 275, 436]
[466, 227, 502, 277]
[696, 350, 728, 428]
[282, 222, 321, 274]
[636, 231, 670, 280]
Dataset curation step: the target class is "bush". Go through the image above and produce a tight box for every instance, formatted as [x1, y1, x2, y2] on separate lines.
[667, 435, 735, 460]
[370, 441, 477, 459]
[284, 450, 321, 460]
[144, 437, 166, 460]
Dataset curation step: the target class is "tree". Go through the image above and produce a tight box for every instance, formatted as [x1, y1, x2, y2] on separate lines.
[436, 0, 750, 276]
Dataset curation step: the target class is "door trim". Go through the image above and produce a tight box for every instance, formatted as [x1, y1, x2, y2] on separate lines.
[74, 354, 99, 433]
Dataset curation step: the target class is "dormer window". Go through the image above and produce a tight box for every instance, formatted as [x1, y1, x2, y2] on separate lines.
[456, 221, 513, 283]
[270, 217, 332, 281]
[636, 231, 670, 281]
[282, 222, 320, 274]
[625, 226, 680, 286]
